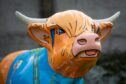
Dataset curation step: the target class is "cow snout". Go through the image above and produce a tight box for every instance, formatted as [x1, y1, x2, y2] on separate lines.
[72, 33, 101, 57]
[77, 33, 100, 45]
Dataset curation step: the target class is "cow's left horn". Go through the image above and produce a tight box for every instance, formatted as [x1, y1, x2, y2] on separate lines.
[95, 11, 120, 22]
[15, 11, 47, 24]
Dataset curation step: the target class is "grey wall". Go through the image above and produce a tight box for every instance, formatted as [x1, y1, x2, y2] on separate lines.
[0, 0, 40, 59]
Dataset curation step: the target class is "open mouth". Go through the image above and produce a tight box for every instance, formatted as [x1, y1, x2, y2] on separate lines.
[77, 49, 100, 58]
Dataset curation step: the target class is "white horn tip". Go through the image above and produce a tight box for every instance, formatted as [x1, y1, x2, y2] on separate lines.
[15, 11, 22, 17]
[15, 11, 29, 24]
[15, 11, 19, 15]
[115, 11, 120, 17]
[94, 11, 120, 22]
[110, 11, 120, 22]
[15, 11, 47, 24]
[15, 11, 26, 18]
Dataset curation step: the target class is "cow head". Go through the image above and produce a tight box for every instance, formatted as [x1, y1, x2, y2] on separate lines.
[16, 10, 120, 78]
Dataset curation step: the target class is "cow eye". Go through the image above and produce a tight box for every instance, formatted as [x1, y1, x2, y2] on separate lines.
[56, 28, 65, 35]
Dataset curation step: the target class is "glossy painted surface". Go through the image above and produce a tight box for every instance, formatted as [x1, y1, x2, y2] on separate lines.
[27, 10, 113, 78]
[6, 48, 84, 84]
[0, 50, 26, 84]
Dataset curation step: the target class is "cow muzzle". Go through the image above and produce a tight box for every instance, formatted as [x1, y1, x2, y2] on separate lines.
[72, 32, 101, 58]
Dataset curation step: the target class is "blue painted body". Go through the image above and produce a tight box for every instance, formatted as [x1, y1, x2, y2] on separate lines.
[6, 48, 84, 84]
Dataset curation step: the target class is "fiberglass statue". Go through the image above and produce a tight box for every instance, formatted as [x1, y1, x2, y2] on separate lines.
[0, 10, 120, 84]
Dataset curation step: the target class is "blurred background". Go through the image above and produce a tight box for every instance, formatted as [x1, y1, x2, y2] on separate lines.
[0, 0, 126, 84]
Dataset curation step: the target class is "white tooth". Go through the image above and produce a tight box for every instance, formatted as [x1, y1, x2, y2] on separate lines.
[80, 52, 87, 57]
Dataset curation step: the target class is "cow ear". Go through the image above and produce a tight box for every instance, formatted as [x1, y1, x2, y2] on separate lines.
[97, 22, 113, 41]
[28, 23, 52, 49]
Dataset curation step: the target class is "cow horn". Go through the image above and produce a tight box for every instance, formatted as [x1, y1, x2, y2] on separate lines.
[15, 11, 47, 24]
[95, 11, 120, 22]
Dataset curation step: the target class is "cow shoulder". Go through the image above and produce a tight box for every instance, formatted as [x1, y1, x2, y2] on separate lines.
[0, 50, 26, 84]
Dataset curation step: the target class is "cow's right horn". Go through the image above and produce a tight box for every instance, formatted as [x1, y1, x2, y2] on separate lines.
[15, 11, 47, 24]
[94, 11, 120, 22]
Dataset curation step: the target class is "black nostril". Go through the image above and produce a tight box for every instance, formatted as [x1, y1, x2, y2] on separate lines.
[95, 37, 100, 42]
[77, 39, 87, 45]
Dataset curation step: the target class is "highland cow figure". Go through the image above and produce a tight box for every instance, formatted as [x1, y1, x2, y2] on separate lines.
[0, 10, 120, 84]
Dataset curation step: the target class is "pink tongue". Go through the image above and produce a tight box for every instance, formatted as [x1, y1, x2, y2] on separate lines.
[85, 50, 97, 56]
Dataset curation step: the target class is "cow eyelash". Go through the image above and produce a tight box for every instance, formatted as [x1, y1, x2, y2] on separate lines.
[96, 26, 100, 34]
[91, 25, 100, 34]
[91, 25, 95, 33]
[92, 28, 95, 33]
[56, 28, 65, 35]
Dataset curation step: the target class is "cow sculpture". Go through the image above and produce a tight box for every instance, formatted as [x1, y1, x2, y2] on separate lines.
[0, 10, 120, 84]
